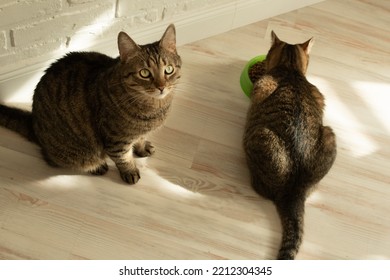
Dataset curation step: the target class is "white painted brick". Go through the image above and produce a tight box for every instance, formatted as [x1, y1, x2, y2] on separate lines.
[64, 0, 114, 12]
[11, 2, 114, 47]
[67, 0, 97, 5]
[0, 39, 64, 66]
[0, 31, 6, 53]
[0, 0, 63, 27]
[66, 21, 113, 50]
[117, 0, 166, 18]
[0, 0, 16, 6]
[132, 9, 160, 25]
[116, 0, 233, 21]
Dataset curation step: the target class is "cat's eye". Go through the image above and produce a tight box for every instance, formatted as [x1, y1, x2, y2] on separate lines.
[139, 69, 151, 78]
[165, 65, 174, 75]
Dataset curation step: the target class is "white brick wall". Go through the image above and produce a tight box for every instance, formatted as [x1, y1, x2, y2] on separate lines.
[0, 0, 324, 102]
[0, 30, 7, 53]
[116, 0, 233, 21]
[0, 0, 114, 68]
[0, 0, 236, 75]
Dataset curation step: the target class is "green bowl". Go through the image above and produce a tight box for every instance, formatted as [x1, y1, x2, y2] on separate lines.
[240, 54, 266, 98]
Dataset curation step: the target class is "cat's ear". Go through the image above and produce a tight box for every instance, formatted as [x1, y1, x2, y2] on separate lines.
[300, 37, 314, 55]
[118, 31, 140, 62]
[271, 30, 282, 45]
[160, 24, 177, 53]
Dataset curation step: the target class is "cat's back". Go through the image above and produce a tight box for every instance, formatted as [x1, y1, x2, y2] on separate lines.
[262, 68, 322, 122]
[246, 68, 324, 166]
[33, 52, 117, 104]
[46, 51, 117, 73]
[32, 52, 117, 133]
[275, 69, 323, 124]
[40, 52, 117, 86]
[249, 70, 311, 128]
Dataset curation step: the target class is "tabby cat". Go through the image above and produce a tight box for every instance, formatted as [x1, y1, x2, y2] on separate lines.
[0, 24, 182, 184]
[243, 31, 337, 259]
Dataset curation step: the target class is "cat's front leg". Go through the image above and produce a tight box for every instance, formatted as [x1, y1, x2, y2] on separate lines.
[106, 145, 140, 184]
[119, 166, 140, 185]
[252, 75, 278, 103]
[133, 136, 155, 157]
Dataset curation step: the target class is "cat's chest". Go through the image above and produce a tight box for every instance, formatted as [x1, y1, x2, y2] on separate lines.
[120, 106, 170, 133]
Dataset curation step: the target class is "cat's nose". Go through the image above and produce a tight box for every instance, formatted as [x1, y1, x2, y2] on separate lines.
[158, 86, 165, 93]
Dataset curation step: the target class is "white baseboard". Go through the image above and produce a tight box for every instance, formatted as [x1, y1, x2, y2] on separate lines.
[0, 0, 323, 103]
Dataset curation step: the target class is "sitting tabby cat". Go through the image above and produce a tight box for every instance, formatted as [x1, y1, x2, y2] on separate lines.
[0, 24, 182, 184]
[243, 31, 336, 259]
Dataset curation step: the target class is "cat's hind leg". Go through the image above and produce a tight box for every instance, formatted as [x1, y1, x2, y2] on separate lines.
[133, 136, 155, 157]
[244, 127, 292, 199]
[41, 145, 109, 176]
[315, 126, 336, 177]
[89, 162, 109, 176]
[64, 150, 109, 176]
[306, 126, 337, 185]
[70, 157, 109, 176]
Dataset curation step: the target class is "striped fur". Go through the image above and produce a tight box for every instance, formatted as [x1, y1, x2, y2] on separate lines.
[0, 24, 181, 184]
[243, 31, 337, 259]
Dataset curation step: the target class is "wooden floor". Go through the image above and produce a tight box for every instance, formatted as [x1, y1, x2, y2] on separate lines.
[0, 0, 389, 260]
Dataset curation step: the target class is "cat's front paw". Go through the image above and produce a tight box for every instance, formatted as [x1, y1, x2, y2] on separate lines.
[134, 141, 155, 157]
[120, 168, 140, 184]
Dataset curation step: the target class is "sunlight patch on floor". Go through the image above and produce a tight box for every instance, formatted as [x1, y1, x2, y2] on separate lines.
[309, 76, 378, 158]
[40, 175, 89, 189]
[142, 168, 204, 199]
[306, 190, 323, 204]
[351, 81, 390, 135]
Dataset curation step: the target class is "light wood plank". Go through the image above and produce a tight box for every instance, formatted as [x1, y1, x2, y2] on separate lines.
[0, 0, 389, 259]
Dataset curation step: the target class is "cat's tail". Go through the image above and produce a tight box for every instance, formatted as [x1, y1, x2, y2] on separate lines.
[0, 104, 36, 142]
[275, 192, 306, 260]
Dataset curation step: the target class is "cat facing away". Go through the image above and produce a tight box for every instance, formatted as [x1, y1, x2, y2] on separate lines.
[243, 31, 337, 259]
[0, 24, 182, 184]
